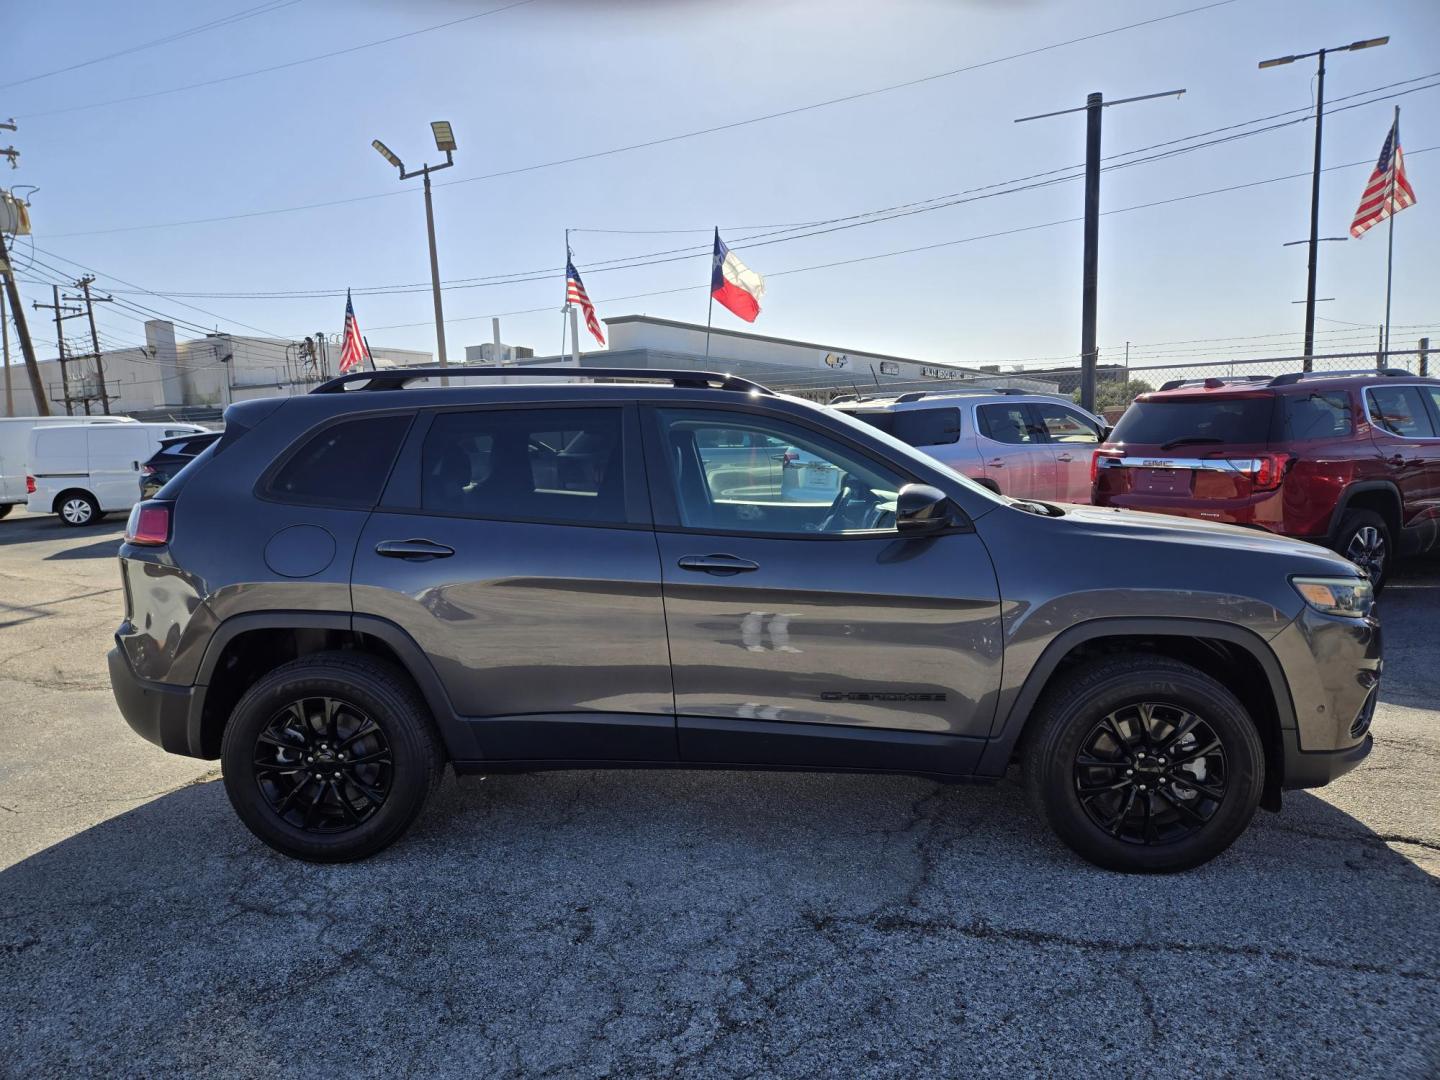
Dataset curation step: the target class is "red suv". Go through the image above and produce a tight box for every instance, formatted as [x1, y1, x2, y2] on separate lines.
[1092, 369, 1440, 587]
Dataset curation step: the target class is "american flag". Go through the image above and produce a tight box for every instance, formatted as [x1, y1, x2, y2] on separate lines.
[566, 260, 605, 347]
[338, 289, 371, 373]
[1350, 117, 1416, 238]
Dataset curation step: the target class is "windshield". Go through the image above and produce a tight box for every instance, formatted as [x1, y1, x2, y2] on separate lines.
[814, 399, 1007, 507]
[1111, 397, 1276, 446]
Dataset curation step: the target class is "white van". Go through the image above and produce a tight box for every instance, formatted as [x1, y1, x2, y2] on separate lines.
[0, 415, 138, 519]
[26, 421, 209, 526]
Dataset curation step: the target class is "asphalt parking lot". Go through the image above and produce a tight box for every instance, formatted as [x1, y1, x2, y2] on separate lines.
[1, 507, 1436, 1078]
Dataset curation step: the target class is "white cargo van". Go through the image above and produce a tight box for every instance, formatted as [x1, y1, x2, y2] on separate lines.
[26, 421, 208, 526]
[0, 415, 138, 519]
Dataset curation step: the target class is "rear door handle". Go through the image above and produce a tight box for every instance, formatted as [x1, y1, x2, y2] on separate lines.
[375, 538, 455, 561]
[677, 553, 759, 575]
[987, 458, 1005, 467]
[1055, 453, 1074, 463]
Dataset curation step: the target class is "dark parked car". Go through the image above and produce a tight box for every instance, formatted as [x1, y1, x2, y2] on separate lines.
[139, 431, 221, 499]
[1092, 369, 1440, 588]
[109, 368, 1379, 871]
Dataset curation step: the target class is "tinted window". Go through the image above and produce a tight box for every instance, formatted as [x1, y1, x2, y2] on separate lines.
[1367, 386, 1437, 437]
[1279, 392, 1353, 440]
[978, 404, 1043, 444]
[1109, 397, 1275, 446]
[421, 407, 626, 524]
[1031, 402, 1100, 444]
[269, 414, 411, 507]
[842, 408, 959, 446]
[657, 408, 906, 535]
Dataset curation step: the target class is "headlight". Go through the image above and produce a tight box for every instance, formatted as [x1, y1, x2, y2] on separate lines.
[1291, 576, 1374, 619]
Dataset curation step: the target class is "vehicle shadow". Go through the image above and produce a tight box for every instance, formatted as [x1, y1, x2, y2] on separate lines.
[3, 764, 1435, 1075]
[42, 537, 125, 561]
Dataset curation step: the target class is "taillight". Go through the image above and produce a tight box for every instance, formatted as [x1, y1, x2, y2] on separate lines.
[1091, 449, 1123, 486]
[124, 501, 171, 546]
[25, 475, 35, 494]
[782, 449, 799, 465]
[1250, 453, 1292, 491]
[139, 464, 156, 476]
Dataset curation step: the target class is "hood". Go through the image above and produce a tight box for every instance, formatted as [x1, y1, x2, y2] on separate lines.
[1046, 502, 1361, 575]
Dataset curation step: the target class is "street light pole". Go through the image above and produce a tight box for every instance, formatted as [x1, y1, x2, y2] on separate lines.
[1260, 36, 1388, 369]
[373, 121, 457, 384]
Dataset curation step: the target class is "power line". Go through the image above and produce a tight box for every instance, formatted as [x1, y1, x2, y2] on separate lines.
[39, 0, 1239, 238]
[15, 0, 536, 119]
[0, 1, 304, 89]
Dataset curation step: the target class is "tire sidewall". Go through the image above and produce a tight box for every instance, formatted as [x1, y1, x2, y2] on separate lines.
[1035, 666, 1264, 873]
[221, 662, 433, 862]
[1334, 509, 1391, 591]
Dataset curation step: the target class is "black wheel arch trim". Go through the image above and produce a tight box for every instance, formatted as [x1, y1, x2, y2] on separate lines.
[1325, 481, 1402, 543]
[191, 610, 476, 761]
[977, 617, 1297, 778]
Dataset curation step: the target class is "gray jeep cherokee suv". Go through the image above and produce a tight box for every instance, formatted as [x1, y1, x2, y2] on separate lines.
[108, 367, 1380, 871]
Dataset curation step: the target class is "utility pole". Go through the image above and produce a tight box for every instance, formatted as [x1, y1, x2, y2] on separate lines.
[1260, 36, 1389, 366]
[1419, 337, 1429, 377]
[34, 286, 88, 415]
[372, 122, 456, 385]
[78, 276, 113, 413]
[2, 288, 11, 417]
[0, 212, 46, 415]
[1015, 88, 1185, 412]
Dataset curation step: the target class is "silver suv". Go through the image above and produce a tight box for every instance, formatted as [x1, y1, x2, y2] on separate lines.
[831, 389, 1109, 502]
[108, 367, 1379, 871]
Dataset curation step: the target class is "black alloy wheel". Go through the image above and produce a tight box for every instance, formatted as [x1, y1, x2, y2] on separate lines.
[1344, 524, 1387, 586]
[252, 696, 393, 833]
[1073, 702, 1228, 845]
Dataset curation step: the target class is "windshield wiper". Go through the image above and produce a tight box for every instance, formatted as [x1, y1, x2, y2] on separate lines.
[1159, 436, 1224, 450]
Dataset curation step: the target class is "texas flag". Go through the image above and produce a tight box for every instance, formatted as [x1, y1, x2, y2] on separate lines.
[711, 229, 765, 322]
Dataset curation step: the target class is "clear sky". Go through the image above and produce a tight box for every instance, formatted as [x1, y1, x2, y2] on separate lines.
[5, 0, 1438, 373]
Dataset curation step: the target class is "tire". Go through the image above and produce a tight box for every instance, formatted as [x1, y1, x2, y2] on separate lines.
[0, 503, 12, 519]
[220, 652, 445, 862]
[56, 490, 101, 527]
[1022, 654, 1264, 873]
[1331, 509, 1391, 591]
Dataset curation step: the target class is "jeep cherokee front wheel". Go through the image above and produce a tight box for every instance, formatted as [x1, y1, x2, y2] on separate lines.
[220, 652, 444, 862]
[1023, 655, 1264, 872]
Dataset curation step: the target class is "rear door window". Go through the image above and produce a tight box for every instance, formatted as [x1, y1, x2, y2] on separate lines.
[1109, 397, 1275, 446]
[1368, 386, 1437, 438]
[1278, 392, 1353, 440]
[420, 407, 627, 525]
[268, 414, 412, 507]
[977, 403, 1043, 444]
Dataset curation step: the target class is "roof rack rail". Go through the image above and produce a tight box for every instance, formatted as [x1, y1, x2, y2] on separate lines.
[311, 366, 772, 395]
[1157, 375, 1273, 391]
[1267, 367, 1412, 387]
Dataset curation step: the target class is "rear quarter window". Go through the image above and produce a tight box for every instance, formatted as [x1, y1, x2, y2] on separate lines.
[266, 414, 412, 508]
[1278, 392, 1353, 440]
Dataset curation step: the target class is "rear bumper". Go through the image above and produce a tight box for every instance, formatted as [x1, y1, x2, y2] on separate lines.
[1281, 730, 1373, 789]
[107, 644, 206, 758]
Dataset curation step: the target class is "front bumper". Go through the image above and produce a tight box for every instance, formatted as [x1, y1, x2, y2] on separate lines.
[107, 644, 205, 757]
[1281, 730, 1373, 789]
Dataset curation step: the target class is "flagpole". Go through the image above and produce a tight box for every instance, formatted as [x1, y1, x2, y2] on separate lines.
[1383, 105, 1398, 364]
[704, 227, 716, 359]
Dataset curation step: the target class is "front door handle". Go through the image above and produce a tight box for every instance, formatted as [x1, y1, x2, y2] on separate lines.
[677, 553, 759, 576]
[375, 538, 455, 561]
[987, 458, 1005, 467]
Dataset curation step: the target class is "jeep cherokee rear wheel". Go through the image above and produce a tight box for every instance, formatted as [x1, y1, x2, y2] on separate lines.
[220, 652, 444, 862]
[1023, 655, 1264, 872]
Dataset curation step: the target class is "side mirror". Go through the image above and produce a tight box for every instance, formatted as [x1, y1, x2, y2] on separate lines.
[896, 483, 952, 535]
[1098, 423, 1114, 441]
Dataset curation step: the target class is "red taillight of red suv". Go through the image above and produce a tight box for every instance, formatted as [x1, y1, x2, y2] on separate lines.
[25, 475, 35, 494]
[1249, 452, 1293, 491]
[124, 501, 171, 546]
